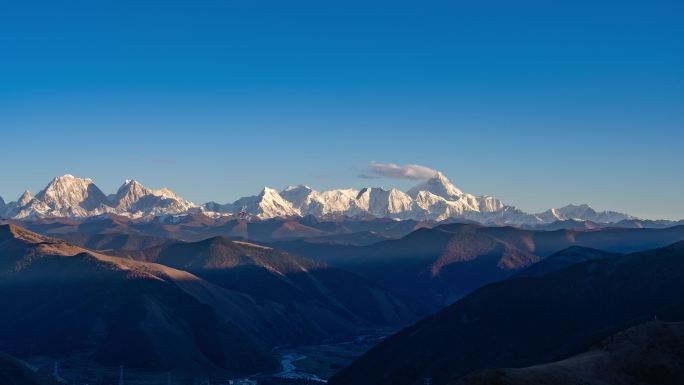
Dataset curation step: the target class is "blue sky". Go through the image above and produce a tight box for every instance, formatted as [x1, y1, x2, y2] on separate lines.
[1, 0, 682, 219]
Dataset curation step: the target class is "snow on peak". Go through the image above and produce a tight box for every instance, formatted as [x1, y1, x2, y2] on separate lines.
[544, 204, 634, 223]
[283, 184, 312, 192]
[35, 174, 108, 211]
[113, 180, 153, 210]
[0, 175, 195, 219]
[112, 179, 194, 214]
[226, 187, 299, 218]
[408, 172, 464, 199]
[56, 173, 83, 180]
[17, 190, 33, 207]
[354, 187, 413, 217]
[279, 186, 361, 216]
[260, 186, 281, 196]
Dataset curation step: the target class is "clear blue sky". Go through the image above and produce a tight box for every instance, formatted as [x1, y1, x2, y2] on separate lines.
[1, 0, 682, 219]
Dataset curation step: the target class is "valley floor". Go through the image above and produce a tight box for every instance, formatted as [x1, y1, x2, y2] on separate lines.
[267, 329, 394, 383]
[15, 329, 394, 385]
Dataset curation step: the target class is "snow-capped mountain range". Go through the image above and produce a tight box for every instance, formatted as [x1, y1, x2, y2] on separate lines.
[0, 173, 638, 225]
[1, 174, 195, 219]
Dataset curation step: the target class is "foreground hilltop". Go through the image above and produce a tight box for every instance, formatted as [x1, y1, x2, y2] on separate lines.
[453, 321, 684, 385]
[0, 224, 275, 377]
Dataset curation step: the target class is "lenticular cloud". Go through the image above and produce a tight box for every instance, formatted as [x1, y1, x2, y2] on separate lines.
[366, 162, 439, 180]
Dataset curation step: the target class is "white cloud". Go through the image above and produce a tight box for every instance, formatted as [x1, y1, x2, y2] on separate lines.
[362, 162, 439, 180]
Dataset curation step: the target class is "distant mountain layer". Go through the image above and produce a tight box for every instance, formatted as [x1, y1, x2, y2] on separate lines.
[12, 215, 684, 313]
[0, 173, 660, 226]
[273, 223, 684, 309]
[9, 214, 428, 243]
[329, 241, 684, 385]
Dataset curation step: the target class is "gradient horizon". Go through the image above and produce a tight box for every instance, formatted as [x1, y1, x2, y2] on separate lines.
[1, 0, 682, 219]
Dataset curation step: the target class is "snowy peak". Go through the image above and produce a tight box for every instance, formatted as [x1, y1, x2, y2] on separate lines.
[229, 187, 299, 218]
[257, 187, 299, 217]
[408, 172, 464, 199]
[557, 204, 595, 217]
[560, 204, 633, 223]
[112, 179, 194, 215]
[113, 179, 151, 209]
[17, 190, 34, 207]
[1, 175, 195, 219]
[406, 172, 505, 217]
[355, 187, 413, 217]
[282, 184, 313, 193]
[536, 207, 564, 223]
[280, 186, 360, 216]
[280, 185, 314, 208]
[35, 174, 109, 212]
[260, 186, 282, 198]
[534, 204, 634, 224]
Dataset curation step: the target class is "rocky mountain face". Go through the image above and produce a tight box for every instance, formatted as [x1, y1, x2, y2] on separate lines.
[0, 173, 643, 225]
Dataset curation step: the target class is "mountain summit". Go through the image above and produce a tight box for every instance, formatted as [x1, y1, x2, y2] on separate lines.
[35, 174, 109, 212]
[408, 172, 464, 199]
[111, 179, 194, 215]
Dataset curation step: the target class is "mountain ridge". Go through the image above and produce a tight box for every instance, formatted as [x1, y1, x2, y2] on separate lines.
[0, 173, 649, 226]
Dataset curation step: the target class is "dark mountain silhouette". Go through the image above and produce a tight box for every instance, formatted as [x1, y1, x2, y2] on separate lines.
[0, 354, 61, 385]
[514, 246, 619, 278]
[453, 321, 684, 385]
[0, 224, 277, 378]
[299, 230, 391, 246]
[329, 241, 684, 385]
